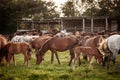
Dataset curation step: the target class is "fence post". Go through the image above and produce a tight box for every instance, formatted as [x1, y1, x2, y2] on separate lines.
[105, 18, 108, 31]
[91, 18, 94, 32]
[83, 18, 85, 32]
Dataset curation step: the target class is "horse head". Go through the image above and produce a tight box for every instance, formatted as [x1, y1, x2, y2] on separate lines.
[96, 55, 103, 65]
[36, 50, 44, 64]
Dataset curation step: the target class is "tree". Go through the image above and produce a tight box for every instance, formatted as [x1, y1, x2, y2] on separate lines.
[33, 1, 59, 20]
[61, 1, 80, 17]
[0, 0, 59, 34]
[81, 0, 120, 30]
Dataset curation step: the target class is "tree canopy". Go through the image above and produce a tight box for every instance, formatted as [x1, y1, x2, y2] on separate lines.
[0, 0, 59, 34]
[0, 0, 120, 34]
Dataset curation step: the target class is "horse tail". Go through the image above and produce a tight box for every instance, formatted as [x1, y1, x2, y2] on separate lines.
[0, 43, 10, 55]
[24, 43, 32, 60]
[27, 44, 32, 52]
[0, 43, 10, 63]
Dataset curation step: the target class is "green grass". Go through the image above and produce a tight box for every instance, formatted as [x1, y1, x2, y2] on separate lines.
[0, 50, 120, 80]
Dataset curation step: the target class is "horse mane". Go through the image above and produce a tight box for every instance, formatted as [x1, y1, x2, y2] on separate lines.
[94, 35, 103, 47]
[40, 37, 56, 54]
[93, 35, 103, 56]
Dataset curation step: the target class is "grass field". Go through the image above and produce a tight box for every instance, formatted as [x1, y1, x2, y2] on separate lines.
[0, 50, 120, 80]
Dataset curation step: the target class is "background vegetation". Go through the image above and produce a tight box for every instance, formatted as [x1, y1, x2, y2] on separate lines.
[0, 50, 120, 80]
[0, 0, 120, 34]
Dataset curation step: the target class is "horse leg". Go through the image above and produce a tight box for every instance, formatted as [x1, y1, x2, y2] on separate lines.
[69, 49, 74, 66]
[51, 52, 54, 64]
[102, 56, 108, 66]
[72, 56, 78, 71]
[6, 54, 12, 67]
[88, 56, 93, 69]
[78, 57, 81, 66]
[23, 53, 29, 67]
[12, 55, 16, 66]
[54, 51, 60, 65]
[106, 55, 111, 70]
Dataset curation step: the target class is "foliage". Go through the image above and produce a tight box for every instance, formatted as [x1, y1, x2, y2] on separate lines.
[81, 0, 120, 17]
[61, 1, 80, 17]
[0, 0, 59, 34]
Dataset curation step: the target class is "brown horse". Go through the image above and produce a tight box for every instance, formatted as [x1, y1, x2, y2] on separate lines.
[72, 46, 100, 70]
[30, 36, 52, 53]
[0, 34, 7, 49]
[0, 42, 32, 67]
[84, 35, 103, 65]
[36, 36, 79, 65]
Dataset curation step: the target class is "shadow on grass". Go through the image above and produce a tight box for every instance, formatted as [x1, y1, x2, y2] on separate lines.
[29, 73, 49, 80]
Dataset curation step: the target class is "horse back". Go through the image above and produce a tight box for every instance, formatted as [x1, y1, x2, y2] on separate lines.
[107, 34, 120, 53]
[3, 42, 31, 54]
[45, 36, 78, 51]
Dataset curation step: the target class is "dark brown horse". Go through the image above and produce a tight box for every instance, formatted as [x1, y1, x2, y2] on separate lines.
[72, 46, 101, 70]
[84, 35, 103, 65]
[0, 42, 32, 67]
[36, 36, 79, 65]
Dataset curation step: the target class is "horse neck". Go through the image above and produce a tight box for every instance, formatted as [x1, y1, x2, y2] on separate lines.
[40, 40, 50, 55]
[94, 48, 102, 59]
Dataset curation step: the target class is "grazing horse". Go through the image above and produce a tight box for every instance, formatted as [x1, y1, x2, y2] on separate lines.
[72, 46, 99, 70]
[98, 34, 120, 70]
[84, 35, 103, 65]
[36, 36, 79, 65]
[0, 42, 32, 67]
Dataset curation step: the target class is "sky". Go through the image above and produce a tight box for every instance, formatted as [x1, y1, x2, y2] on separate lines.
[43, 0, 67, 16]
[52, 0, 67, 16]
[52, 0, 67, 9]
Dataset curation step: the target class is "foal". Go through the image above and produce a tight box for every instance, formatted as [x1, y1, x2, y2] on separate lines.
[0, 42, 32, 67]
[72, 46, 101, 70]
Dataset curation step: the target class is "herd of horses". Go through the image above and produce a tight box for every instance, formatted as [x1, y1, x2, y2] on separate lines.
[0, 30, 120, 71]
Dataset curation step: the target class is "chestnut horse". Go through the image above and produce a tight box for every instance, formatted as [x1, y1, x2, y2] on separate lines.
[72, 46, 100, 70]
[0, 42, 32, 67]
[36, 36, 79, 65]
[0, 34, 7, 49]
[30, 36, 52, 53]
[84, 35, 103, 65]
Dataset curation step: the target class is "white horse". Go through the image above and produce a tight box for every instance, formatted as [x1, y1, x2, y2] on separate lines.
[11, 35, 39, 43]
[55, 29, 73, 37]
[99, 34, 120, 70]
[107, 35, 120, 63]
